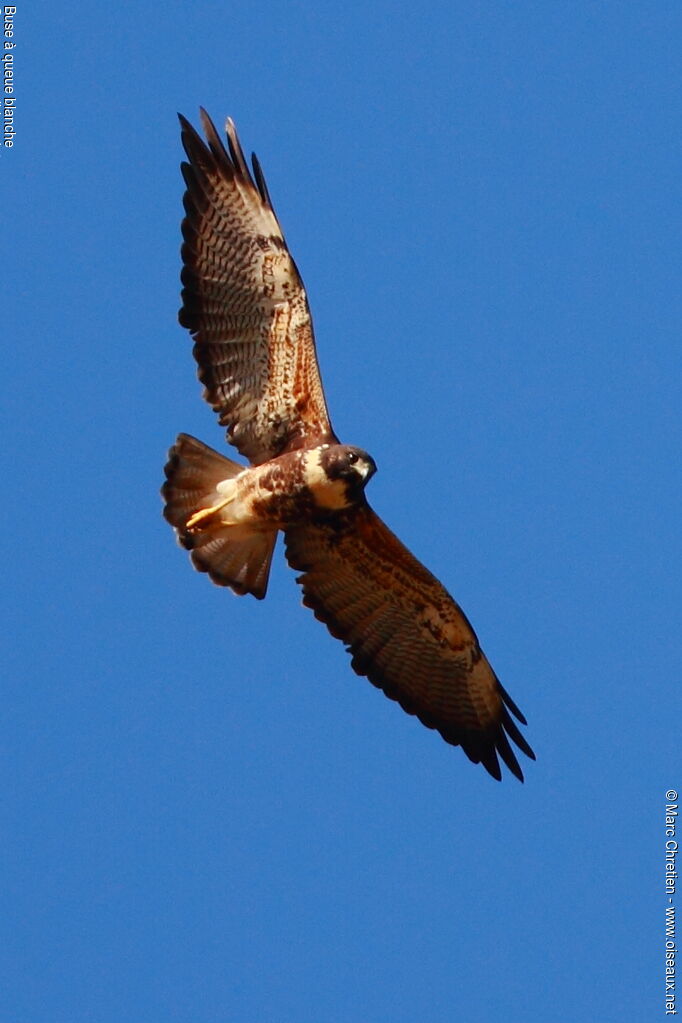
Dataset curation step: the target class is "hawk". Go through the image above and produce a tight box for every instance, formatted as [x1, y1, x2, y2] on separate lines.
[162, 110, 535, 781]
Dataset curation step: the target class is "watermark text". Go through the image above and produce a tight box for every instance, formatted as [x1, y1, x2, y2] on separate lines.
[665, 790, 678, 1015]
[3, 5, 17, 148]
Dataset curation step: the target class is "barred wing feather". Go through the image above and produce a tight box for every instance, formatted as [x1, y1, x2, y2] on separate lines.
[179, 110, 336, 465]
[284, 505, 535, 781]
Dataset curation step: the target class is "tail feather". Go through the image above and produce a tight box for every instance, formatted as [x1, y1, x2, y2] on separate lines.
[162, 433, 244, 524]
[185, 524, 277, 598]
[162, 434, 277, 599]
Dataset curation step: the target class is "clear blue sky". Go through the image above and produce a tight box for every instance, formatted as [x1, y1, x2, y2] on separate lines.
[4, 3, 680, 1021]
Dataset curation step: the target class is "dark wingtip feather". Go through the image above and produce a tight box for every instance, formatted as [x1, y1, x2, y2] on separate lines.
[495, 727, 525, 782]
[251, 151, 273, 208]
[178, 113, 209, 163]
[478, 746, 503, 782]
[199, 109, 233, 174]
[498, 680, 528, 725]
[500, 704, 536, 762]
[225, 116, 256, 188]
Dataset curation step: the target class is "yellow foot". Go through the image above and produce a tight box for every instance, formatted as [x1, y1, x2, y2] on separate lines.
[186, 498, 232, 531]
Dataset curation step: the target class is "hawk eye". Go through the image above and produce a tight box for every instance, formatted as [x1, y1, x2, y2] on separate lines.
[347, 451, 358, 465]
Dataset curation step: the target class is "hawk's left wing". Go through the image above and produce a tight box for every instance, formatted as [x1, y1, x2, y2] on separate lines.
[284, 506, 535, 781]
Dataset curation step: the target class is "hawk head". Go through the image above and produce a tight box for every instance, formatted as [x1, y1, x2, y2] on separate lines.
[320, 445, 377, 492]
[302, 444, 377, 510]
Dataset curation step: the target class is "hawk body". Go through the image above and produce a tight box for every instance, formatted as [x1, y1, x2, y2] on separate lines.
[162, 110, 536, 781]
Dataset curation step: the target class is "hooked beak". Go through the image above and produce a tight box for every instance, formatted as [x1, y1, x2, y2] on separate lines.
[364, 456, 378, 483]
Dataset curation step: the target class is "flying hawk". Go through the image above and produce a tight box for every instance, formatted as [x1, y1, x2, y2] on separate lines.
[162, 110, 535, 781]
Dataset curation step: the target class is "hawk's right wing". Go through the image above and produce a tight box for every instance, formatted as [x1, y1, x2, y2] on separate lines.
[178, 110, 337, 465]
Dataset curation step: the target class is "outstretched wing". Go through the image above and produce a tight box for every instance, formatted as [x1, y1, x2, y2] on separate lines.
[178, 110, 337, 465]
[284, 506, 535, 781]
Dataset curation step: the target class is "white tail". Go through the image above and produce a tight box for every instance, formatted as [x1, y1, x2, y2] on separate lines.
[162, 434, 277, 599]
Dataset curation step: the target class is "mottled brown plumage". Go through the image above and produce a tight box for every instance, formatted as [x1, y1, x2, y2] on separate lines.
[284, 507, 534, 780]
[178, 110, 335, 465]
[163, 111, 535, 781]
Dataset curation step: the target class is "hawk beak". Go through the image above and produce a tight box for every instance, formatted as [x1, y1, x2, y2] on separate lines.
[365, 457, 377, 482]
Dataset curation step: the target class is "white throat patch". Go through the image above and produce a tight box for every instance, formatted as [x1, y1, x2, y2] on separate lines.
[303, 449, 352, 510]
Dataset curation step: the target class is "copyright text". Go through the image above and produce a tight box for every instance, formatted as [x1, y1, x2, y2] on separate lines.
[666, 789, 678, 1015]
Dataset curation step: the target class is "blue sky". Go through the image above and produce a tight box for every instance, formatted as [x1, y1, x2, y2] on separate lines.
[4, 3, 680, 1020]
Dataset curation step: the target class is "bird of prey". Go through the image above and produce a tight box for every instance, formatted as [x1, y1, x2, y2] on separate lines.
[162, 110, 535, 781]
